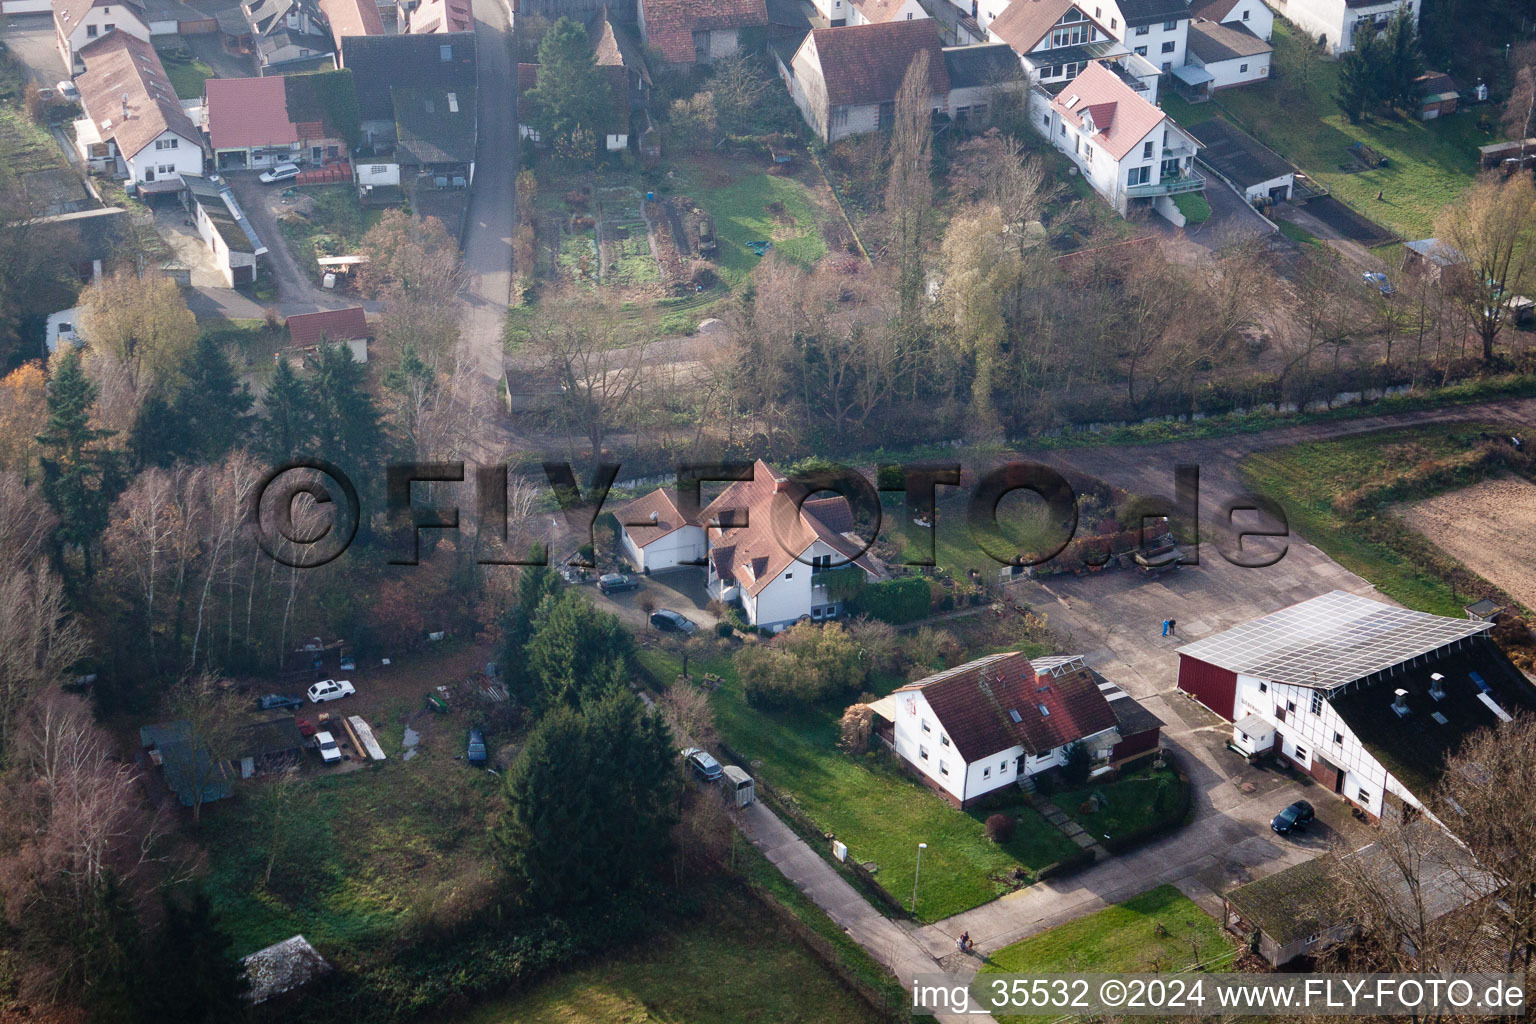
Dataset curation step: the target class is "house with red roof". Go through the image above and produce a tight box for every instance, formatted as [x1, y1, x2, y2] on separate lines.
[1032, 60, 1204, 222]
[637, 0, 767, 65]
[613, 459, 886, 630]
[284, 307, 371, 361]
[867, 652, 1163, 807]
[203, 74, 351, 171]
[71, 31, 204, 195]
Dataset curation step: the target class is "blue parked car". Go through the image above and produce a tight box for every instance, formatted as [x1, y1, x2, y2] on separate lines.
[466, 728, 488, 766]
[257, 693, 304, 711]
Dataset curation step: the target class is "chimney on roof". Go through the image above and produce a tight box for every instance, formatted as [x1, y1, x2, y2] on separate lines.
[121, 92, 130, 119]
[1392, 688, 1411, 717]
[1429, 673, 1446, 701]
[649, 510, 659, 524]
[773, 478, 790, 494]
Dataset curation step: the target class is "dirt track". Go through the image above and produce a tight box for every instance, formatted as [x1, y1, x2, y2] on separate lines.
[1397, 476, 1536, 610]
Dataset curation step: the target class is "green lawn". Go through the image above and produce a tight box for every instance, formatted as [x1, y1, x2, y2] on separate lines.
[980, 885, 1234, 1022]
[1183, 19, 1485, 240]
[451, 881, 887, 1024]
[640, 648, 1081, 923]
[202, 750, 500, 957]
[695, 172, 828, 283]
[1240, 423, 1504, 616]
[1051, 763, 1184, 843]
[154, 46, 215, 101]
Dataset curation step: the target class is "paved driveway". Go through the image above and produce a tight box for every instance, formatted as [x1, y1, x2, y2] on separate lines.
[226, 174, 351, 314]
[1153, 174, 1279, 255]
[2, 13, 68, 85]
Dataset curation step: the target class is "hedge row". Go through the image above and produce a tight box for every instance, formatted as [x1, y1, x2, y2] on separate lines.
[848, 577, 931, 625]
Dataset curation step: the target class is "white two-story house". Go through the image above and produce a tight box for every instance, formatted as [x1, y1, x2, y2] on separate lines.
[53, 0, 149, 74]
[1032, 60, 1204, 222]
[73, 31, 204, 196]
[614, 459, 886, 631]
[1177, 590, 1536, 823]
[1266, 0, 1415, 54]
[868, 652, 1164, 808]
[1104, 0, 1190, 73]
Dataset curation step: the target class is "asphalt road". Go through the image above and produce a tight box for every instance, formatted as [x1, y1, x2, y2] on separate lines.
[457, 0, 518, 462]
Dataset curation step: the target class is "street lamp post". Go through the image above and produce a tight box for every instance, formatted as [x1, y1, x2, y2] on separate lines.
[912, 842, 927, 914]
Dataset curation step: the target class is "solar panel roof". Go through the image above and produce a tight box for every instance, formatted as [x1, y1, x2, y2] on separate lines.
[1175, 590, 1492, 691]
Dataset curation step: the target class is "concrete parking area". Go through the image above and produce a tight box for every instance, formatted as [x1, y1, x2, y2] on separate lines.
[2, 13, 68, 86]
[155, 204, 230, 288]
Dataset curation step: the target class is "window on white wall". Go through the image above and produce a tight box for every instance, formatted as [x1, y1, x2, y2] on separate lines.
[1134, 24, 1148, 34]
[1000, 760, 1008, 772]
[1286, 700, 1296, 714]
[1241, 8, 1249, 17]
[1310, 691, 1323, 715]
[940, 734, 950, 746]
[1358, 788, 1370, 803]
[983, 766, 991, 778]
[1334, 731, 1344, 744]
[1161, 40, 1175, 52]
[940, 762, 949, 775]
[921, 719, 931, 733]
[1163, 18, 1177, 28]
[1258, 681, 1268, 693]
[1294, 745, 1308, 761]
[919, 745, 929, 760]
[1240, 62, 1249, 72]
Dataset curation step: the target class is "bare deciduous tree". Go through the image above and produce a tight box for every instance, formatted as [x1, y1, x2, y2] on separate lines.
[527, 289, 650, 457]
[1434, 176, 1536, 363]
[886, 51, 935, 317]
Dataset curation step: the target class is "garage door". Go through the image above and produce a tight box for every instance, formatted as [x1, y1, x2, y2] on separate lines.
[0, 0, 54, 14]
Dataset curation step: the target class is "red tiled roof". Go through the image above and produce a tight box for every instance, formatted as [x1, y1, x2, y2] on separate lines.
[804, 20, 948, 108]
[1189, 0, 1240, 21]
[286, 307, 370, 346]
[896, 652, 1119, 761]
[407, 0, 472, 33]
[847, 0, 912, 23]
[1049, 60, 1165, 161]
[318, 0, 382, 40]
[517, 61, 539, 94]
[75, 31, 200, 163]
[204, 76, 296, 150]
[640, 0, 767, 63]
[704, 459, 882, 596]
[989, 0, 1109, 55]
[613, 488, 692, 548]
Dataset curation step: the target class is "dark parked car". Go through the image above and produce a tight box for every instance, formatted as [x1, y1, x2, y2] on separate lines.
[649, 609, 698, 634]
[257, 693, 304, 711]
[1271, 799, 1315, 835]
[466, 728, 488, 766]
[598, 573, 638, 594]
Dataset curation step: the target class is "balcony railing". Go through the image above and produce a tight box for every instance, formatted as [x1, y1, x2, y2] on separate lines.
[1125, 170, 1207, 197]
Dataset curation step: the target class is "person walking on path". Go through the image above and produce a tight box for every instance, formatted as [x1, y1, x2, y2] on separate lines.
[1168, 619, 1177, 636]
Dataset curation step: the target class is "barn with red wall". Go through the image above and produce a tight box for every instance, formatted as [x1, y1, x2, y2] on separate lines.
[1177, 654, 1238, 720]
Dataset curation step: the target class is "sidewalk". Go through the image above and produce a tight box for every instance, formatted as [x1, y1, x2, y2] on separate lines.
[736, 798, 998, 1024]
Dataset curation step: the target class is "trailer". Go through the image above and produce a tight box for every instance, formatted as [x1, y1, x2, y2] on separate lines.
[721, 765, 755, 808]
[345, 716, 387, 761]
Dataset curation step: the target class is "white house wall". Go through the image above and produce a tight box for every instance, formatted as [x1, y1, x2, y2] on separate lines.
[123, 130, 202, 186]
[1231, 675, 1415, 818]
[889, 689, 982, 803]
[628, 524, 707, 572]
[61, 9, 151, 71]
[1116, 13, 1187, 71]
[849, 0, 928, 25]
[1274, 0, 1413, 54]
[1198, 50, 1270, 88]
[1220, 0, 1272, 40]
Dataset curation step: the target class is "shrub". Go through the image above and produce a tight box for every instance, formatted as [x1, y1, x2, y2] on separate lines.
[984, 813, 1016, 844]
[1061, 742, 1091, 786]
[714, 621, 734, 638]
[850, 577, 931, 624]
